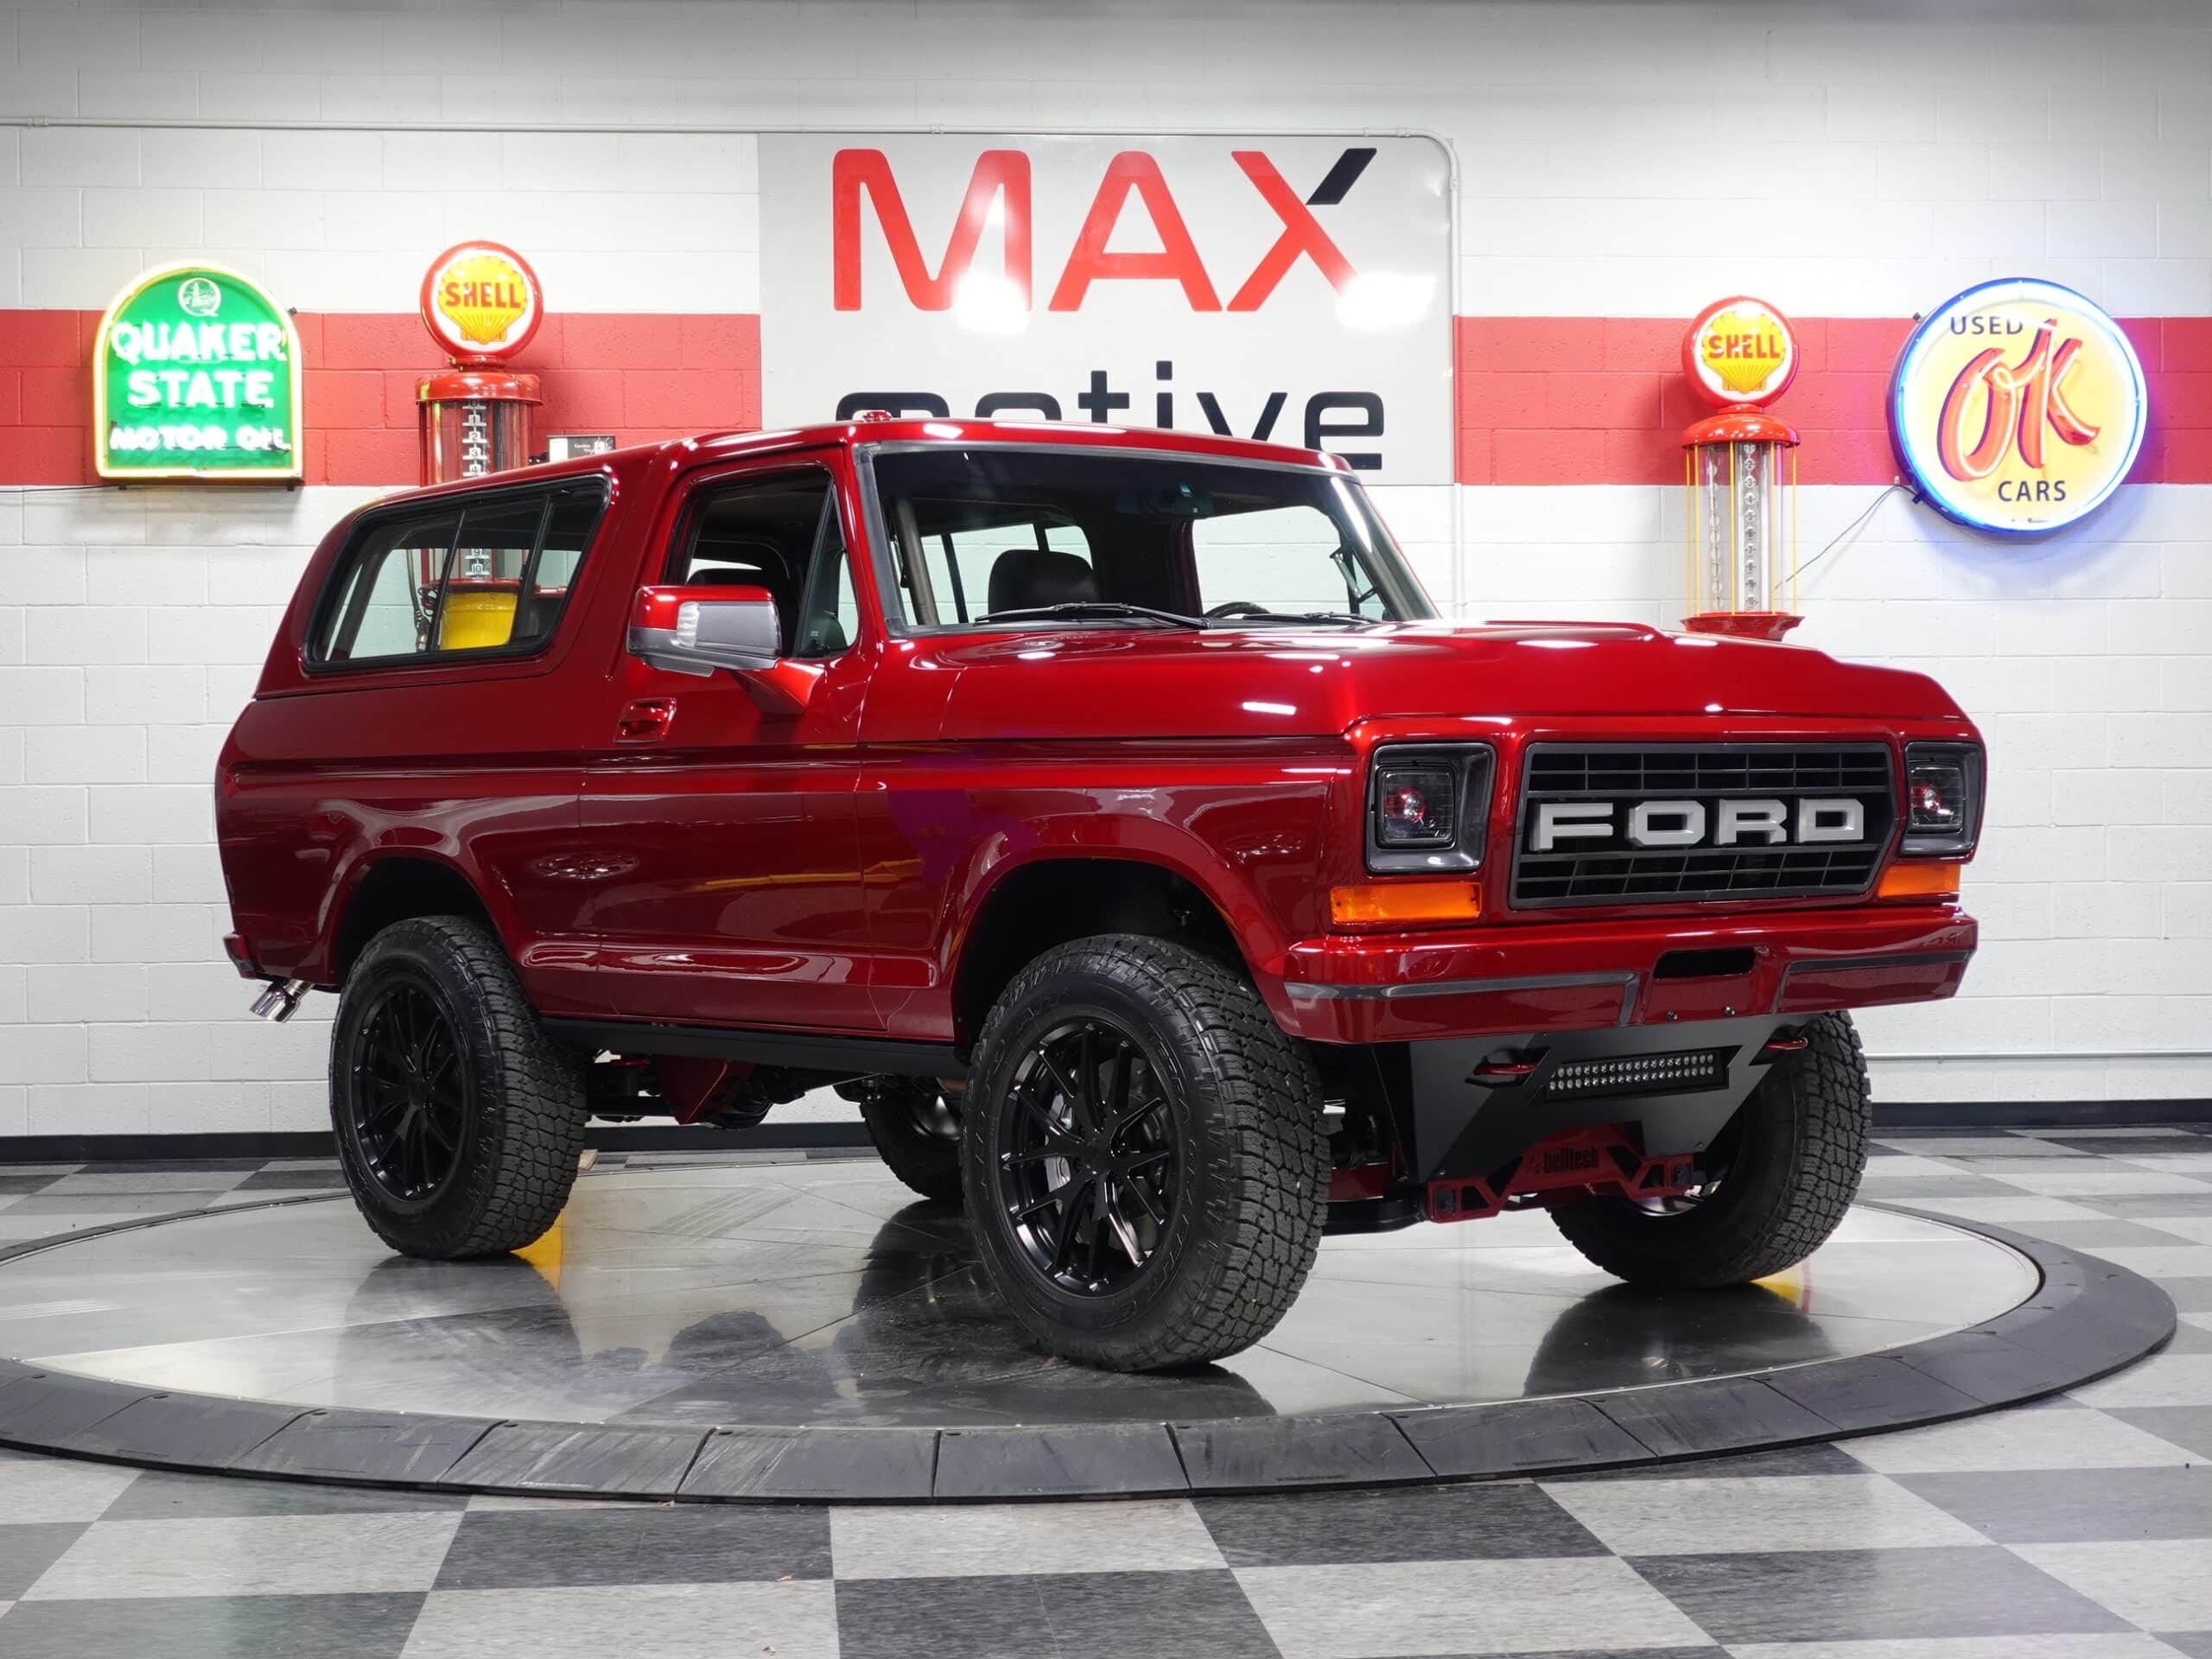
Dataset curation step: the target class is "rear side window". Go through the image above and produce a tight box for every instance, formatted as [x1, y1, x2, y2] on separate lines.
[311, 480, 607, 667]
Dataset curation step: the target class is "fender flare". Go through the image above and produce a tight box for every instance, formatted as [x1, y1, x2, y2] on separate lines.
[939, 815, 1300, 1011]
[314, 842, 524, 984]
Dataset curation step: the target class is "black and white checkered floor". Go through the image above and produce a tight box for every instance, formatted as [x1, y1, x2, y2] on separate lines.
[0, 1123, 2207, 1658]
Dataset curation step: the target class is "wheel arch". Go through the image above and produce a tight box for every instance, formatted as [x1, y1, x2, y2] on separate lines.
[948, 853, 1255, 1049]
[326, 852, 506, 984]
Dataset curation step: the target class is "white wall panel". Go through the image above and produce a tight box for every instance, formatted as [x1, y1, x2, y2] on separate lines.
[0, 3, 2205, 315]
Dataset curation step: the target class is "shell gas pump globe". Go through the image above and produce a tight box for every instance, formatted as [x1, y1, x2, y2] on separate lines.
[1681, 296, 1802, 642]
[417, 241, 543, 487]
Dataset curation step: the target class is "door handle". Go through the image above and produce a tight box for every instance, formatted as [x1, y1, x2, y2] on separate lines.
[615, 697, 677, 743]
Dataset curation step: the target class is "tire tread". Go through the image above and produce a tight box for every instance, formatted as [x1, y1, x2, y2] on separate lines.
[1550, 1011, 1870, 1288]
[967, 933, 1327, 1371]
[859, 1084, 965, 1204]
[334, 915, 586, 1260]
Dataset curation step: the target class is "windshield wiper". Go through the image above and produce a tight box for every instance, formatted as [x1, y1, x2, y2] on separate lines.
[1234, 610, 1376, 626]
[979, 601, 1207, 629]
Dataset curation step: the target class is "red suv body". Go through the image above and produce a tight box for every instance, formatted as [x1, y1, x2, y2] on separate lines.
[217, 418, 1982, 1370]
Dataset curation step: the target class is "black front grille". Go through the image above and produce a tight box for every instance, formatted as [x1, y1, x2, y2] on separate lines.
[1511, 743, 1896, 909]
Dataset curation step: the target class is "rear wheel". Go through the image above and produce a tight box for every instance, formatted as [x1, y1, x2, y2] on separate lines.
[963, 934, 1328, 1372]
[855, 1077, 965, 1203]
[1549, 1011, 1871, 1288]
[330, 915, 587, 1260]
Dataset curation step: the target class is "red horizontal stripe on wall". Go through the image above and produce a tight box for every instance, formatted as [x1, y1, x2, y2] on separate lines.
[1456, 316, 2212, 486]
[3, 308, 2207, 487]
[0, 311, 762, 487]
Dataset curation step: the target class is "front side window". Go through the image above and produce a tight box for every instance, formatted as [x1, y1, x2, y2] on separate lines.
[667, 468, 856, 660]
[312, 481, 607, 667]
[867, 446, 1431, 631]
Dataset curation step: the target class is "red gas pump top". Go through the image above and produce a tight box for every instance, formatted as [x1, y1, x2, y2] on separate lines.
[416, 241, 542, 486]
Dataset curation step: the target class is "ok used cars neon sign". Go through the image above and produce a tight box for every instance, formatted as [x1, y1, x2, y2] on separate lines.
[1890, 277, 2147, 535]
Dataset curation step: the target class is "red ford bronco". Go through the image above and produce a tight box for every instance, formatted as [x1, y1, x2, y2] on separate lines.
[217, 419, 1982, 1372]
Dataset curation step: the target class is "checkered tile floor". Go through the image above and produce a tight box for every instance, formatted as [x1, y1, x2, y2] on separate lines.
[0, 1125, 2208, 1658]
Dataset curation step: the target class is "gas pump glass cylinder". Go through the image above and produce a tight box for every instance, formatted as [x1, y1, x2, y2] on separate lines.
[1737, 440, 1775, 613]
[416, 372, 541, 486]
[1696, 444, 1730, 613]
[424, 398, 532, 479]
[1682, 412, 1800, 640]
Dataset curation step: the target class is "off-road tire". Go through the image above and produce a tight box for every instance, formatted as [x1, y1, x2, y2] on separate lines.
[330, 915, 587, 1259]
[858, 1079, 965, 1204]
[1549, 1011, 1871, 1288]
[962, 934, 1329, 1371]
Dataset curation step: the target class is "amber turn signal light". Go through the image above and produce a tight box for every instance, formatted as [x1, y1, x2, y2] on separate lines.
[1329, 879, 1483, 925]
[1876, 861, 1963, 900]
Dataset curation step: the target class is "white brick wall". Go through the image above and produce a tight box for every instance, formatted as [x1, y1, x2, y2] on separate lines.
[0, 482, 377, 1137]
[3, 0, 2210, 1136]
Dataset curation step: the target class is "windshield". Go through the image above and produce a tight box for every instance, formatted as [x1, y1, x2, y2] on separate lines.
[864, 445, 1435, 630]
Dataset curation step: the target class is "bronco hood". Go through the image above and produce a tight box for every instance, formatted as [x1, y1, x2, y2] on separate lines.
[932, 620, 1964, 741]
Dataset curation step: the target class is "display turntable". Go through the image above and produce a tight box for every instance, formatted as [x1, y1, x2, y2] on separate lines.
[0, 1154, 2173, 1503]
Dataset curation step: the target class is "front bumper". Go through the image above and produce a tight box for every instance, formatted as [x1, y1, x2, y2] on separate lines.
[1268, 902, 1974, 1046]
[1382, 1012, 1800, 1188]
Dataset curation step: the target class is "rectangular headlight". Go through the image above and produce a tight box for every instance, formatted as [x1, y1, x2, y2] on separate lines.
[1900, 741, 1983, 858]
[1367, 744, 1494, 874]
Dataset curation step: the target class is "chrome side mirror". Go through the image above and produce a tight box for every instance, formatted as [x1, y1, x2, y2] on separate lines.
[627, 584, 780, 677]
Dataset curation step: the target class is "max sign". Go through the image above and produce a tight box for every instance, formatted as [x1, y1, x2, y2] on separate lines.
[760, 135, 1453, 484]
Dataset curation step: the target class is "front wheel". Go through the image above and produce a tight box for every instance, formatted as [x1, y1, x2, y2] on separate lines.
[330, 914, 587, 1260]
[1549, 1011, 1872, 1288]
[963, 935, 1328, 1372]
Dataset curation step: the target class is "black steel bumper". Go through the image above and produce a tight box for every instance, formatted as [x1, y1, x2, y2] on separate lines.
[1374, 1013, 1802, 1185]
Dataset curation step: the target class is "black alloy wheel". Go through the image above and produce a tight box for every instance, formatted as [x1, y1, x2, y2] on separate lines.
[347, 978, 469, 1205]
[991, 1018, 1184, 1295]
[330, 914, 586, 1260]
[963, 934, 1328, 1371]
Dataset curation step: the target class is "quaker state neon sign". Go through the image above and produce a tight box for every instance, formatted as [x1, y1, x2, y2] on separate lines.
[94, 263, 302, 480]
[1891, 277, 2147, 536]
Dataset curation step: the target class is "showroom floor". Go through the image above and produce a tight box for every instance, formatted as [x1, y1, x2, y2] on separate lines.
[0, 1125, 2207, 1659]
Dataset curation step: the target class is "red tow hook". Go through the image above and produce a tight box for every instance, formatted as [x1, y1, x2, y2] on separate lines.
[1471, 1058, 1539, 1082]
[1758, 1033, 1810, 1058]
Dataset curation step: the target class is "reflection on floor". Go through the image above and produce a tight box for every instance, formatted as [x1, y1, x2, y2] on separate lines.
[0, 1123, 2207, 1658]
[2, 1158, 2034, 1429]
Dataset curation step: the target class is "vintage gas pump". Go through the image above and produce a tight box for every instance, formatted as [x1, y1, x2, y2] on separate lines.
[416, 241, 544, 649]
[1681, 296, 1802, 641]
[417, 240, 543, 485]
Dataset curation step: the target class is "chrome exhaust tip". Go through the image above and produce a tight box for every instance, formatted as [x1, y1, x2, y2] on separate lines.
[250, 978, 311, 1023]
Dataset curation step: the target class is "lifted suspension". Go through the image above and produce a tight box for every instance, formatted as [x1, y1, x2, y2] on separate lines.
[1424, 1122, 1700, 1223]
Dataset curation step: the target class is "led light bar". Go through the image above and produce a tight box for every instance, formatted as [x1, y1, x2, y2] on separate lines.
[1541, 1048, 1725, 1101]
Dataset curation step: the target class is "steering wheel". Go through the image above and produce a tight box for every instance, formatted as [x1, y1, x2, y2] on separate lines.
[1205, 601, 1273, 619]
